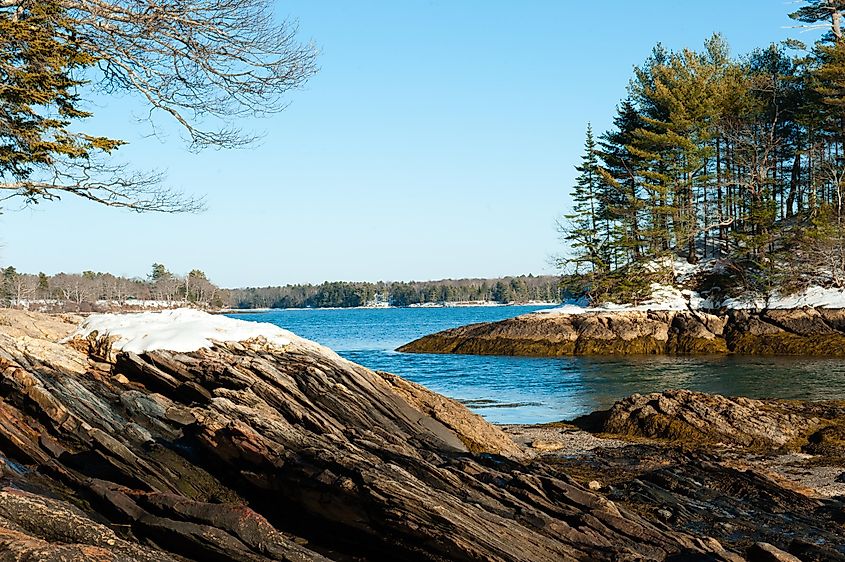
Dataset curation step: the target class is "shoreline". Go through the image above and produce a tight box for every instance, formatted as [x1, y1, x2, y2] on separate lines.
[0, 309, 842, 559]
[398, 307, 845, 357]
[220, 301, 560, 313]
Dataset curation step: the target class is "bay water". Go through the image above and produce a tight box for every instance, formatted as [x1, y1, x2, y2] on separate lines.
[226, 306, 845, 424]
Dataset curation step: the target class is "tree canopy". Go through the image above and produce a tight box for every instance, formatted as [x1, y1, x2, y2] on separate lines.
[0, 0, 317, 212]
[560, 0, 845, 302]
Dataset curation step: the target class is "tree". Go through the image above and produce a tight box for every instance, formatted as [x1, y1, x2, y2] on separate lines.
[0, 0, 317, 212]
[560, 124, 606, 275]
[598, 99, 646, 261]
[37, 272, 49, 297]
[186, 269, 218, 305]
[558, 20, 840, 301]
[790, 1, 845, 42]
[491, 281, 512, 304]
[149, 263, 169, 282]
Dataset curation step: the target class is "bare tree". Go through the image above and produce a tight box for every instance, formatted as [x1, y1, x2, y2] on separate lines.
[0, 0, 318, 212]
[50, 273, 96, 309]
[64, 0, 318, 149]
[4, 272, 38, 308]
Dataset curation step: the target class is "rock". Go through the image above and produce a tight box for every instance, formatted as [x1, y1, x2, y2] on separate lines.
[577, 389, 825, 450]
[587, 480, 602, 490]
[788, 538, 845, 561]
[550, 443, 845, 559]
[0, 310, 735, 561]
[0, 488, 176, 562]
[398, 307, 845, 357]
[375, 369, 523, 456]
[747, 542, 803, 562]
[531, 439, 566, 452]
[656, 508, 673, 521]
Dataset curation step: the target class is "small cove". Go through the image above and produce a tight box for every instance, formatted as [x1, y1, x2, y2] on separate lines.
[227, 306, 845, 424]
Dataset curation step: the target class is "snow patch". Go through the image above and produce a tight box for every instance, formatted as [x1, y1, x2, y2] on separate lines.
[66, 308, 303, 353]
[723, 285, 845, 310]
[536, 283, 701, 315]
[535, 304, 588, 315]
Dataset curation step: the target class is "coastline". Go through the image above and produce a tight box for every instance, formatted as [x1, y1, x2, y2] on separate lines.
[220, 301, 560, 313]
[0, 309, 842, 559]
[398, 306, 845, 357]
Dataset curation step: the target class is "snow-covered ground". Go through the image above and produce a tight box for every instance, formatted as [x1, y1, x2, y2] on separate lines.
[65, 308, 304, 353]
[722, 285, 845, 310]
[537, 257, 845, 315]
[536, 283, 704, 315]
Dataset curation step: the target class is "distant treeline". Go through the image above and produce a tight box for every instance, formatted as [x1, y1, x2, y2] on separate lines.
[228, 276, 563, 309]
[0, 264, 223, 311]
[0, 264, 562, 310]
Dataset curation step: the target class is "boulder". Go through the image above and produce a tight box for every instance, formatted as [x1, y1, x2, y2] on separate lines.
[577, 389, 821, 450]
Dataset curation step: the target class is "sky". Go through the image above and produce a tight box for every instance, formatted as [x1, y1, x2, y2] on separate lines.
[1, 1, 809, 287]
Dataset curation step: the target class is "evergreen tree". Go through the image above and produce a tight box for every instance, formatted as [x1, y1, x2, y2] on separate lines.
[0, 0, 316, 212]
[598, 100, 645, 262]
[561, 124, 606, 275]
[149, 263, 169, 281]
[557, 15, 845, 300]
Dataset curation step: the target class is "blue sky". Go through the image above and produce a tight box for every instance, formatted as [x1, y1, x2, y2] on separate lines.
[2, 1, 804, 287]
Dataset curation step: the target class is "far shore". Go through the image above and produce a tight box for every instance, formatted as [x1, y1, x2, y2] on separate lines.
[218, 301, 561, 313]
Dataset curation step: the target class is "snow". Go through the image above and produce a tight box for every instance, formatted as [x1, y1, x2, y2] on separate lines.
[723, 285, 845, 310]
[536, 261, 845, 316]
[539, 284, 845, 315]
[536, 304, 588, 315]
[536, 283, 702, 315]
[65, 308, 302, 353]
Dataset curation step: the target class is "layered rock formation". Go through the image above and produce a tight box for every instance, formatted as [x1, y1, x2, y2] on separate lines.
[398, 308, 845, 356]
[556, 390, 845, 560]
[574, 389, 845, 453]
[0, 310, 738, 561]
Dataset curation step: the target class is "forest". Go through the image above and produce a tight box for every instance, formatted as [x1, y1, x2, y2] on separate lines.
[562, 1, 845, 303]
[0, 265, 561, 310]
[228, 275, 562, 308]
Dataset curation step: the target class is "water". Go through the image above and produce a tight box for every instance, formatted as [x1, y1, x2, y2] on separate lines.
[226, 306, 845, 424]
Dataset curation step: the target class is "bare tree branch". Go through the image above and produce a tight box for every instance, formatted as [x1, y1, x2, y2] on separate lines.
[0, 157, 204, 213]
[0, 0, 317, 213]
[61, 0, 319, 149]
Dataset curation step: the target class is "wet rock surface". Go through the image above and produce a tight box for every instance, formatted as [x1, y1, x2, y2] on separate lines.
[532, 390, 845, 561]
[0, 310, 738, 561]
[397, 308, 845, 357]
[549, 443, 845, 561]
[522, 389, 845, 561]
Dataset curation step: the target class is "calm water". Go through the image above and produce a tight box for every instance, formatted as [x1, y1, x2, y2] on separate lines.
[226, 306, 845, 424]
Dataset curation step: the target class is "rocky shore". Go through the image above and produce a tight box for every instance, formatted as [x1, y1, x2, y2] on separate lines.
[398, 307, 845, 356]
[509, 389, 845, 560]
[0, 310, 842, 560]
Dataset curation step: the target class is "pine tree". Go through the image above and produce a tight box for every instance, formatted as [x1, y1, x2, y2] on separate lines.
[561, 125, 606, 275]
[149, 263, 169, 281]
[790, 1, 845, 44]
[598, 100, 645, 262]
[0, 2, 122, 199]
[630, 43, 721, 264]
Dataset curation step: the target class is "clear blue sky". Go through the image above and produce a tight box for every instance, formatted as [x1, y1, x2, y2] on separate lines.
[1, 1, 804, 287]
